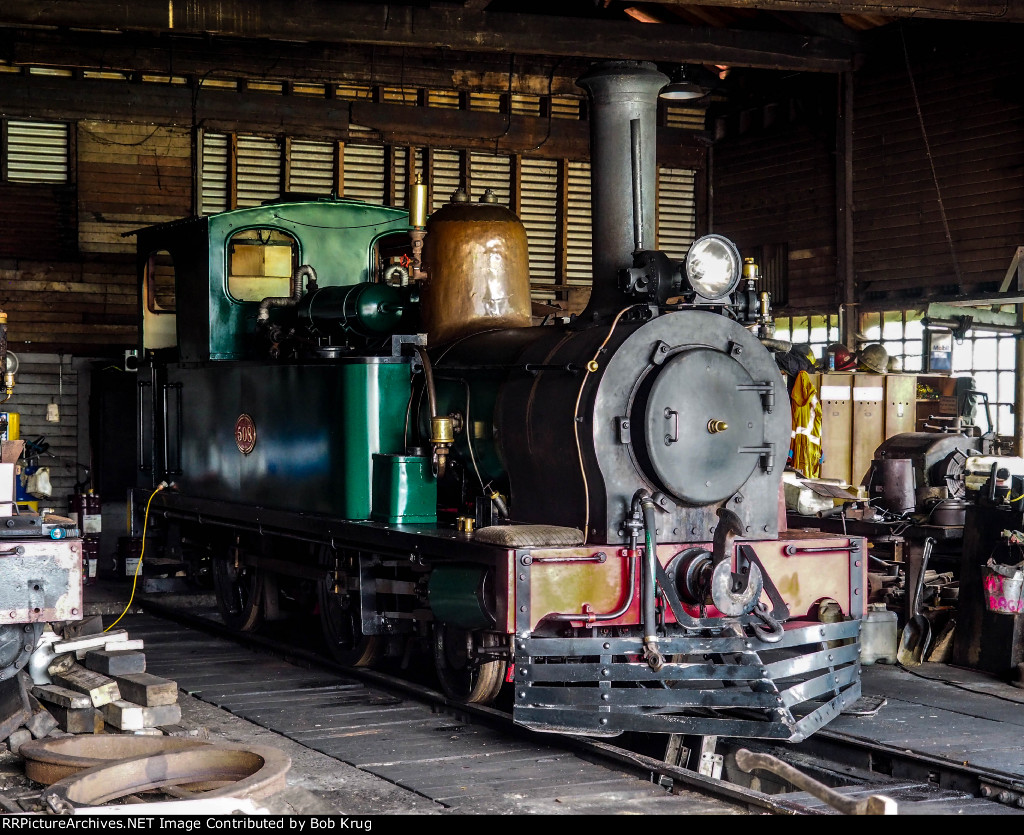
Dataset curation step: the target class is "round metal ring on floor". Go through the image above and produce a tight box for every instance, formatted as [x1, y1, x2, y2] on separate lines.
[42, 743, 291, 809]
[20, 735, 213, 785]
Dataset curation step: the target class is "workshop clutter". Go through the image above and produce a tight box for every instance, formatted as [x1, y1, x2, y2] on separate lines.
[3, 617, 204, 760]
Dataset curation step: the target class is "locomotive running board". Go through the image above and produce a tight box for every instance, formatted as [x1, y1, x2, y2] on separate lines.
[511, 619, 862, 742]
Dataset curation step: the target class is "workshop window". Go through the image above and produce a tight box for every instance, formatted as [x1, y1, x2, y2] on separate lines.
[950, 320, 1016, 438]
[774, 314, 841, 366]
[3, 120, 69, 184]
[860, 310, 925, 373]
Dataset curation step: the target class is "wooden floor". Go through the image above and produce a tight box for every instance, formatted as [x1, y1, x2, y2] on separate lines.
[121, 611, 748, 815]
[82, 582, 1024, 814]
[829, 661, 1024, 779]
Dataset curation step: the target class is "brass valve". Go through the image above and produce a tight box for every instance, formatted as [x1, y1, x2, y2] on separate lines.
[430, 415, 455, 445]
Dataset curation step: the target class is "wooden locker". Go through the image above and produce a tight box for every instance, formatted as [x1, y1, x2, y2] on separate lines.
[816, 373, 853, 486]
[884, 374, 917, 439]
[852, 374, 886, 489]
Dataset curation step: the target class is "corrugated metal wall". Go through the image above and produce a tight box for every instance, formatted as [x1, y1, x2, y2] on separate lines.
[852, 25, 1024, 305]
[4, 352, 80, 516]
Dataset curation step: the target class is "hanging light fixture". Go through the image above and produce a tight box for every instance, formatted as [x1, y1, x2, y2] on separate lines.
[659, 65, 707, 101]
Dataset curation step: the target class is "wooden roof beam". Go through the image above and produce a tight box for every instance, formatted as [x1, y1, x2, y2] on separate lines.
[0, 1, 856, 72]
[650, 1, 1024, 24]
[1, 28, 592, 98]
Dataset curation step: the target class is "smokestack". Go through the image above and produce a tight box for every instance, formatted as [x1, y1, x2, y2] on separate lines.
[575, 61, 668, 325]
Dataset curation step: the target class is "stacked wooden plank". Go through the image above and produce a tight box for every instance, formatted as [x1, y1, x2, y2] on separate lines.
[3, 620, 205, 756]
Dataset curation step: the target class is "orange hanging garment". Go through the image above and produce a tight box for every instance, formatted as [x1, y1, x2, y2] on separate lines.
[789, 370, 822, 478]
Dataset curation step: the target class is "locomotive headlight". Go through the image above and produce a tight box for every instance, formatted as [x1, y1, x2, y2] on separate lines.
[684, 234, 742, 300]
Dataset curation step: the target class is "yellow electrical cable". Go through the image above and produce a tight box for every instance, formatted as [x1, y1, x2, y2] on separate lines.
[104, 484, 164, 632]
[573, 305, 640, 545]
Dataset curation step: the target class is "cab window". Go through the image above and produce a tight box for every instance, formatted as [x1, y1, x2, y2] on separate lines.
[145, 250, 176, 313]
[227, 228, 298, 301]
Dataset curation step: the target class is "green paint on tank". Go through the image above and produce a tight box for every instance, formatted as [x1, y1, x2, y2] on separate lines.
[371, 454, 437, 524]
[172, 358, 411, 520]
[334, 360, 412, 520]
[428, 565, 494, 629]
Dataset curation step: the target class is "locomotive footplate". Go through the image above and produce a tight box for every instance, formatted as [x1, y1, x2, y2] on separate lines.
[511, 532, 865, 741]
[511, 620, 861, 741]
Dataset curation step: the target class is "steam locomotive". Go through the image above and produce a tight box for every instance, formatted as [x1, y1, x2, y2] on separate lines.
[130, 61, 864, 741]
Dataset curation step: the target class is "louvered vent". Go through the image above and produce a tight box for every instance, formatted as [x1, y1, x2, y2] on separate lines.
[288, 142, 331, 198]
[469, 153, 510, 205]
[289, 140, 334, 196]
[469, 92, 502, 113]
[664, 104, 706, 131]
[566, 161, 593, 286]
[393, 147, 409, 209]
[342, 144, 385, 204]
[336, 84, 373, 101]
[550, 97, 581, 119]
[201, 132, 229, 214]
[381, 87, 418, 105]
[7, 120, 68, 183]
[656, 167, 696, 260]
[520, 158, 558, 291]
[236, 135, 281, 208]
[431, 150, 462, 210]
[427, 90, 460, 109]
[510, 94, 540, 117]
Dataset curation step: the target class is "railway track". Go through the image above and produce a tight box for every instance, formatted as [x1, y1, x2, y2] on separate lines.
[130, 597, 1021, 816]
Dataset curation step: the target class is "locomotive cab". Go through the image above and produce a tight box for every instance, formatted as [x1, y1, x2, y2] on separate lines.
[136, 199, 417, 363]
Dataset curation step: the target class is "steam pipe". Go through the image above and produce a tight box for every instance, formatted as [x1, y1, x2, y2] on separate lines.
[414, 345, 439, 419]
[545, 555, 637, 623]
[630, 118, 644, 253]
[257, 264, 318, 323]
[415, 345, 453, 477]
[639, 495, 658, 638]
[628, 489, 665, 670]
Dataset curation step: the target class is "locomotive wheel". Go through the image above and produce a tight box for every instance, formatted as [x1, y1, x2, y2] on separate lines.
[432, 623, 506, 705]
[212, 558, 264, 633]
[316, 562, 381, 668]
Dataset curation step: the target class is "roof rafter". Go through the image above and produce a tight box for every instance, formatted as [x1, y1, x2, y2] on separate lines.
[0, 1, 856, 72]
[650, 1, 1023, 24]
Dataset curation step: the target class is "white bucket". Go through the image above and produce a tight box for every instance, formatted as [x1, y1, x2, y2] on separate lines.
[982, 559, 1024, 615]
